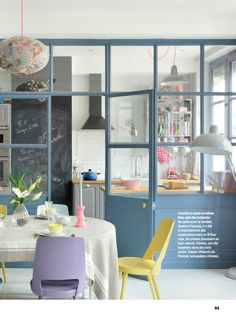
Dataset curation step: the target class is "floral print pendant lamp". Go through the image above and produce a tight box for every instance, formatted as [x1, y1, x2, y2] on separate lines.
[0, 0, 49, 76]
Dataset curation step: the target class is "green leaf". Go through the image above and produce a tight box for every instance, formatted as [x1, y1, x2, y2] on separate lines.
[9, 172, 26, 190]
[13, 202, 19, 210]
[8, 174, 17, 187]
[18, 174, 26, 190]
[9, 172, 42, 206]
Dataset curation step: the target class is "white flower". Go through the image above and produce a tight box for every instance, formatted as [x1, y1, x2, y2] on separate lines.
[12, 187, 30, 198]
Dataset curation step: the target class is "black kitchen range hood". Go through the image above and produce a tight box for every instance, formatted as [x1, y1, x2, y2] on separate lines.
[82, 74, 105, 129]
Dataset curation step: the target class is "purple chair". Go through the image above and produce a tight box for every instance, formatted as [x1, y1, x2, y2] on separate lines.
[31, 237, 86, 299]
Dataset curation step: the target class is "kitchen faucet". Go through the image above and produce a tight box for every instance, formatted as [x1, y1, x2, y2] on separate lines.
[135, 155, 143, 177]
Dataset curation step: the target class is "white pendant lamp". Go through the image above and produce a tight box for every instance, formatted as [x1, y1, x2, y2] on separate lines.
[192, 125, 236, 280]
[0, 0, 49, 76]
[191, 125, 235, 181]
[191, 125, 232, 156]
[161, 46, 188, 86]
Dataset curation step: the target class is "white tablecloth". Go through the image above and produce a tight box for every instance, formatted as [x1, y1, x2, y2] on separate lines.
[0, 216, 120, 299]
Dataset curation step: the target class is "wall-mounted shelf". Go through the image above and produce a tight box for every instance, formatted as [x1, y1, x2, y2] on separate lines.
[157, 99, 192, 143]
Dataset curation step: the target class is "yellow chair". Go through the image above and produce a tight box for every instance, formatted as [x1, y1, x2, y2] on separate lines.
[119, 217, 175, 299]
[0, 204, 7, 283]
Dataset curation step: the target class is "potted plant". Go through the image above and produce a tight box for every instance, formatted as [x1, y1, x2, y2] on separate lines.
[9, 172, 42, 226]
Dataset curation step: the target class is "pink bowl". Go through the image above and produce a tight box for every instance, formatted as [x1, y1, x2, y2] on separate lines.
[122, 179, 141, 189]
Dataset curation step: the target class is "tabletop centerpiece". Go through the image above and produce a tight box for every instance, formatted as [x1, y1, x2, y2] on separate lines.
[75, 173, 86, 228]
[9, 172, 42, 226]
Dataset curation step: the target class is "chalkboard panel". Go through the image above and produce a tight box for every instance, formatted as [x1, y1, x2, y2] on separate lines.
[11, 96, 72, 212]
[11, 99, 48, 192]
[51, 96, 72, 210]
[11, 99, 47, 144]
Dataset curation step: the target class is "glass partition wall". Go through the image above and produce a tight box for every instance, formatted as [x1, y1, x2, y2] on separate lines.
[1, 40, 236, 202]
[203, 45, 236, 193]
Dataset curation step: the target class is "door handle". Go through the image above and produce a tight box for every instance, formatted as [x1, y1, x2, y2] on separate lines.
[142, 202, 147, 209]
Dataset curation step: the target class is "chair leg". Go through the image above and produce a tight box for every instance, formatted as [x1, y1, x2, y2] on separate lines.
[1, 262, 7, 283]
[147, 275, 157, 299]
[120, 272, 128, 299]
[88, 277, 92, 299]
[151, 276, 160, 299]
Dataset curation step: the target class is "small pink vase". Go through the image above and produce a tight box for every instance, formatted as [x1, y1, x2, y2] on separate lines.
[75, 205, 87, 228]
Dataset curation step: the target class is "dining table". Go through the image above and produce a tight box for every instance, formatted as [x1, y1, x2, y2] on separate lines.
[0, 215, 120, 299]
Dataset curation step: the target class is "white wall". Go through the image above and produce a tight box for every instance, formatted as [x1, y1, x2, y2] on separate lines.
[1, 0, 236, 38]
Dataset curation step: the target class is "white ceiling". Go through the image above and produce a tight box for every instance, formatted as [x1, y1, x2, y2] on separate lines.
[0, 0, 236, 38]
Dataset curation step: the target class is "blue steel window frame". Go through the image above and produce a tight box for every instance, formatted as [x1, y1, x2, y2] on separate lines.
[227, 50, 236, 143]
[0, 39, 236, 200]
[155, 44, 201, 192]
[208, 55, 228, 175]
[209, 48, 236, 177]
[0, 93, 50, 198]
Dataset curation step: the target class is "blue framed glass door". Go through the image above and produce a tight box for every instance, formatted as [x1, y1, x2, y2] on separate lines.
[105, 89, 156, 257]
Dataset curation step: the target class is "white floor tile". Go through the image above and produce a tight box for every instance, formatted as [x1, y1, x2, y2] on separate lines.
[1, 268, 236, 300]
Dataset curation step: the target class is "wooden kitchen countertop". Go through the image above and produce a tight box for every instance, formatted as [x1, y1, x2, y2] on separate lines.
[72, 179, 122, 185]
[100, 185, 201, 193]
[72, 179, 105, 184]
[73, 178, 200, 185]
[162, 178, 200, 185]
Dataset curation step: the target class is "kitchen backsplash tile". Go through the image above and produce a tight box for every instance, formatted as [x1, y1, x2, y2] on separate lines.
[74, 130, 105, 178]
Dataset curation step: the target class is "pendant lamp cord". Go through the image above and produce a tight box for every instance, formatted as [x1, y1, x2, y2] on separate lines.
[148, 46, 170, 60]
[148, 46, 177, 64]
[173, 46, 176, 65]
[21, 0, 24, 38]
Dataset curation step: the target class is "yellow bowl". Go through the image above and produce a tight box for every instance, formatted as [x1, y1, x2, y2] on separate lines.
[48, 223, 63, 235]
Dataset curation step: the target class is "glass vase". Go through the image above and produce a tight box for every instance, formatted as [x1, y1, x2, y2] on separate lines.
[12, 204, 30, 227]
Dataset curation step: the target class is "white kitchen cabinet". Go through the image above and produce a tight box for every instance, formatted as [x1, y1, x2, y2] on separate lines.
[73, 183, 104, 219]
[99, 187, 105, 220]
[0, 104, 10, 127]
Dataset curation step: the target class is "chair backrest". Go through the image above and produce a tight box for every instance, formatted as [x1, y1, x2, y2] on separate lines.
[31, 237, 86, 296]
[53, 204, 69, 216]
[143, 218, 175, 274]
[37, 204, 69, 216]
[0, 204, 7, 215]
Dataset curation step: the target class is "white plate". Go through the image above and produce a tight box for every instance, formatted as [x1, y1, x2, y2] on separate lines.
[38, 229, 67, 237]
[36, 215, 48, 220]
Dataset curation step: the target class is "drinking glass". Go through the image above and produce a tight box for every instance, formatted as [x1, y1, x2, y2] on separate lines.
[45, 201, 55, 223]
[45, 201, 53, 212]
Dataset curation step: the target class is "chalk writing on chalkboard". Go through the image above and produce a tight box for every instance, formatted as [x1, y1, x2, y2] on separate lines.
[11, 100, 47, 144]
[16, 119, 39, 136]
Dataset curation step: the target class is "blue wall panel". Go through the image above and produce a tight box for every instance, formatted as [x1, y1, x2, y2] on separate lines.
[0, 196, 47, 215]
[107, 193, 236, 268]
[106, 196, 152, 257]
[155, 194, 236, 268]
